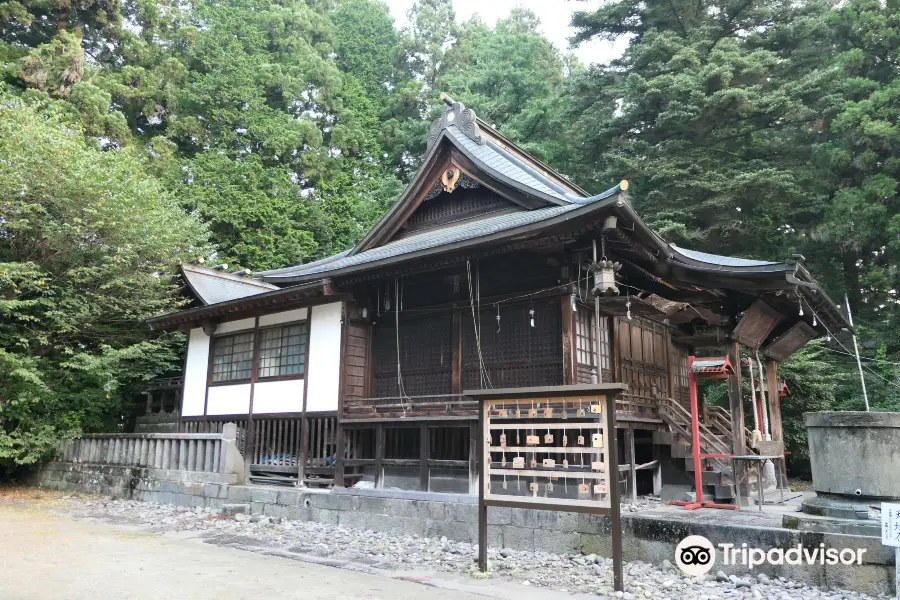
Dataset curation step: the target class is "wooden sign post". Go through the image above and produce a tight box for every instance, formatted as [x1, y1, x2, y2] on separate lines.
[882, 502, 900, 600]
[468, 384, 627, 592]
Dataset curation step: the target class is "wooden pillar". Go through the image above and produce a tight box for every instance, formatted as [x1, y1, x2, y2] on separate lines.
[609, 317, 621, 384]
[477, 402, 488, 572]
[665, 328, 675, 398]
[652, 442, 663, 496]
[625, 427, 637, 503]
[374, 424, 385, 489]
[468, 420, 478, 495]
[298, 310, 314, 485]
[419, 422, 430, 492]
[562, 293, 576, 385]
[245, 316, 261, 482]
[451, 308, 462, 394]
[335, 424, 346, 488]
[765, 360, 783, 442]
[297, 417, 309, 485]
[727, 341, 747, 498]
[765, 359, 787, 488]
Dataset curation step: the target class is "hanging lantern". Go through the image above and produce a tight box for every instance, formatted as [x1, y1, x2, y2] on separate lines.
[591, 260, 621, 297]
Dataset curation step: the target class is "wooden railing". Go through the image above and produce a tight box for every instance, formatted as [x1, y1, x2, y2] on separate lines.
[657, 397, 733, 476]
[707, 405, 755, 450]
[617, 393, 663, 421]
[250, 416, 302, 469]
[57, 425, 243, 476]
[342, 394, 479, 421]
[344, 392, 670, 422]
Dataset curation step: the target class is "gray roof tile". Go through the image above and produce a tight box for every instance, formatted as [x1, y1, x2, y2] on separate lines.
[671, 245, 778, 268]
[259, 202, 585, 281]
[446, 126, 570, 202]
[183, 265, 278, 305]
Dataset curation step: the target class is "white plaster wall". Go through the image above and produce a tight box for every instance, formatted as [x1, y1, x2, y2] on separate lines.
[181, 328, 210, 417]
[252, 379, 305, 414]
[259, 307, 308, 327]
[217, 317, 255, 334]
[206, 384, 251, 415]
[305, 302, 343, 412]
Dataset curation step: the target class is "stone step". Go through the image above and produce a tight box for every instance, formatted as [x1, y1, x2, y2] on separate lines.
[670, 443, 692, 458]
[222, 503, 250, 516]
[701, 470, 723, 486]
[713, 483, 735, 501]
[652, 431, 674, 445]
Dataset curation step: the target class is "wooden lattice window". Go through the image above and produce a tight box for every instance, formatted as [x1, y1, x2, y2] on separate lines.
[258, 323, 308, 379]
[211, 332, 255, 383]
[678, 349, 690, 390]
[372, 313, 452, 397]
[576, 308, 610, 372]
[463, 300, 563, 389]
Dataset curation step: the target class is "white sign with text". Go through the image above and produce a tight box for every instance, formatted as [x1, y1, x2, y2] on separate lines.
[883, 503, 900, 548]
[881, 503, 900, 600]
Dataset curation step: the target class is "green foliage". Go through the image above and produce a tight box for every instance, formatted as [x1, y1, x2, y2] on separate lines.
[0, 92, 209, 467]
[778, 342, 847, 459]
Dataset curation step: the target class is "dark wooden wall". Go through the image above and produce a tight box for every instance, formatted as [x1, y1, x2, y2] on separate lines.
[395, 187, 520, 239]
[462, 299, 563, 390]
[618, 316, 669, 397]
[372, 312, 453, 397]
[344, 319, 370, 402]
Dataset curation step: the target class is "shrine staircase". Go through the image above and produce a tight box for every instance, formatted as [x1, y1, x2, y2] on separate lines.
[655, 398, 755, 502]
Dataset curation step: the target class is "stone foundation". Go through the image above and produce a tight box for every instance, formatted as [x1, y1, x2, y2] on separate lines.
[35, 461, 896, 596]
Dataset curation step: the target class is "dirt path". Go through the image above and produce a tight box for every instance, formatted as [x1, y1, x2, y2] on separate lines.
[0, 501, 488, 600]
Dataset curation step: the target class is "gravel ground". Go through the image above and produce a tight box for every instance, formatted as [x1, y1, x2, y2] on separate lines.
[63, 497, 888, 600]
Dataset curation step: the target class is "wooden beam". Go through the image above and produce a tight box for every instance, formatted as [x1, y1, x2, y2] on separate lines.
[562, 293, 575, 385]
[297, 309, 314, 485]
[244, 317, 261, 481]
[732, 300, 782, 349]
[468, 421, 478, 495]
[374, 424, 385, 489]
[665, 328, 676, 398]
[764, 321, 818, 361]
[727, 341, 747, 499]
[625, 428, 637, 503]
[451, 308, 462, 394]
[420, 423, 430, 492]
[610, 317, 622, 384]
[335, 301, 349, 488]
[766, 360, 783, 443]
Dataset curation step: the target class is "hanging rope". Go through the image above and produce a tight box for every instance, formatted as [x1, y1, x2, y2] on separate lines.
[755, 350, 771, 441]
[394, 277, 410, 412]
[466, 259, 492, 389]
[747, 353, 761, 438]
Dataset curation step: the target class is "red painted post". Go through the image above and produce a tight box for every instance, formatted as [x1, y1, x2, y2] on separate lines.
[689, 356, 704, 507]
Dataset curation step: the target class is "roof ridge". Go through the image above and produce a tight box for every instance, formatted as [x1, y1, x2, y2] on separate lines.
[432, 93, 586, 199]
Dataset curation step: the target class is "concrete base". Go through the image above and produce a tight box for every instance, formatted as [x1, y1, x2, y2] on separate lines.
[801, 493, 873, 520]
[805, 411, 900, 499]
[784, 512, 883, 537]
[34, 461, 897, 596]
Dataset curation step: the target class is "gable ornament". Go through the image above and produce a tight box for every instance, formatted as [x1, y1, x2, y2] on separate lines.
[441, 167, 461, 193]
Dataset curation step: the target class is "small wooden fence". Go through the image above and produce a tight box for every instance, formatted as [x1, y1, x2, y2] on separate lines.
[179, 415, 338, 486]
[248, 415, 338, 486]
[58, 428, 239, 475]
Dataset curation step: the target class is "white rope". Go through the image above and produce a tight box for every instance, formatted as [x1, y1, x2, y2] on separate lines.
[394, 277, 410, 411]
[467, 259, 492, 389]
[747, 353, 761, 436]
[755, 350, 771, 441]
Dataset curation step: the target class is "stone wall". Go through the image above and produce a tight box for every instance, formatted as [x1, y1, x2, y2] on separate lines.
[35, 461, 895, 596]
